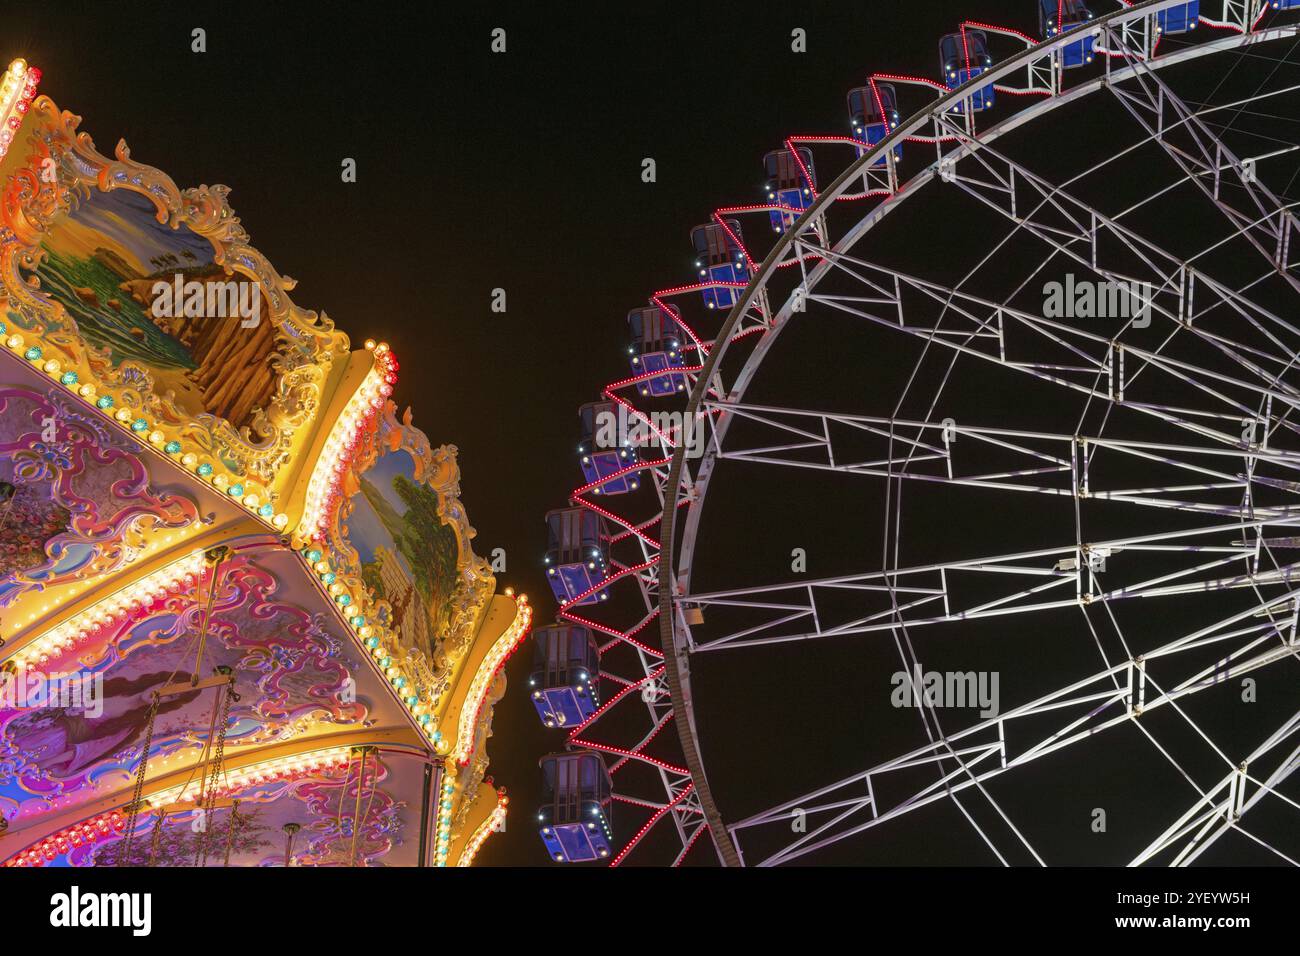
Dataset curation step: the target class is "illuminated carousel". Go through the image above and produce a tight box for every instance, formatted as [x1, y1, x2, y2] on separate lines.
[0, 59, 529, 867]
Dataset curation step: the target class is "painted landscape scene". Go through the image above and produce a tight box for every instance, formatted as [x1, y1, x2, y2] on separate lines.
[33, 187, 276, 429]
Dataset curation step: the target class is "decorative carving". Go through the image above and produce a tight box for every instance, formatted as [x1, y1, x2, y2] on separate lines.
[0, 384, 200, 609]
[0, 97, 350, 487]
[326, 402, 496, 718]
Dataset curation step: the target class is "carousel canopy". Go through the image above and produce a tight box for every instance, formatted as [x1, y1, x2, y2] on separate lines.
[0, 59, 527, 867]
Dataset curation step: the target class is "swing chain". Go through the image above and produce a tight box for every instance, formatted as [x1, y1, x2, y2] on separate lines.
[195, 675, 235, 867]
[222, 799, 242, 867]
[118, 692, 160, 866]
[147, 809, 167, 866]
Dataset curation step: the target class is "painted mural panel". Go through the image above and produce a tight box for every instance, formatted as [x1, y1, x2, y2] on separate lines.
[347, 448, 461, 657]
[32, 187, 274, 431]
[0, 551, 394, 833]
[31, 750, 425, 867]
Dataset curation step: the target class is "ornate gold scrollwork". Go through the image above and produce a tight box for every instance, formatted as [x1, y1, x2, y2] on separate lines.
[0, 96, 351, 487]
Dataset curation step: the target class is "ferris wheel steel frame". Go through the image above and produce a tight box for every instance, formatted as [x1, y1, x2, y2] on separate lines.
[550, 0, 1300, 867]
[543, 0, 1300, 868]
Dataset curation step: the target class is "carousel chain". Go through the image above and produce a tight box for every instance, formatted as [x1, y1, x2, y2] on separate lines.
[119, 552, 224, 867]
[348, 746, 375, 867]
[190, 695, 223, 868]
[147, 809, 166, 866]
[174, 683, 221, 867]
[118, 693, 160, 866]
[333, 749, 355, 846]
[222, 799, 242, 868]
[195, 672, 235, 867]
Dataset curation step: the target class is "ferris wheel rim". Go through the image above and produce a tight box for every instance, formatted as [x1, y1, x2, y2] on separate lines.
[655, 3, 1300, 865]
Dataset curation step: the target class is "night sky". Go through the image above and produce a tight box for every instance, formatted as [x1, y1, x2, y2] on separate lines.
[8, 0, 1298, 867]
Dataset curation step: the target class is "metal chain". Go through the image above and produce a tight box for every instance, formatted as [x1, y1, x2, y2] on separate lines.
[118, 693, 159, 866]
[147, 810, 166, 866]
[222, 799, 241, 867]
[194, 683, 234, 867]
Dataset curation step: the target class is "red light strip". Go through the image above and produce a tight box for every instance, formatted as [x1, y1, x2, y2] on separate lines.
[788, 133, 866, 146]
[872, 72, 951, 93]
[605, 501, 687, 546]
[962, 19, 1037, 46]
[3, 810, 125, 867]
[784, 137, 820, 200]
[773, 252, 826, 268]
[603, 391, 675, 446]
[994, 84, 1052, 97]
[715, 201, 801, 217]
[561, 609, 663, 655]
[906, 134, 963, 144]
[838, 189, 895, 200]
[673, 818, 711, 866]
[712, 211, 757, 273]
[557, 556, 658, 608]
[455, 598, 532, 766]
[651, 293, 711, 355]
[604, 362, 704, 392]
[574, 496, 660, 550]
[608, 782, 695, 867]
[570, 457, 671, 498]
[608, 708, 676, 773]
[565, 667, 664, 737]
[567, 738, 689, 778]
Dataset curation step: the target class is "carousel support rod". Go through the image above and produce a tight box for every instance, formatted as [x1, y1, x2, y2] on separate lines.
[156, 797, 237, 814]
[348, 745, 376, 867]
[283, 823, 301, 867]
[191, 546, 230, 686]
[159, 671, 234, 699]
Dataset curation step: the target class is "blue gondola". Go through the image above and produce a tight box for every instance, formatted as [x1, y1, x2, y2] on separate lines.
[545, 507, 608, 605]
[691, 221, 749, 310]
[529, 624, 601, 728]
[628, 304, 688, 397]
[1272, 1, 1300, 10]
[1039, 0, 1095, 68]
[538, 751, 613, 863]
[1156, 2, 1199, 33]
[578, 400, 638, 495]
[847, 83, 903, 166]
[763, 148, 817, 233]
[940, 29, 995, 112]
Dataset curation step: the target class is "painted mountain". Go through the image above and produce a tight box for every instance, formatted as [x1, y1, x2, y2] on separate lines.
[33, 188, 276, 430]
[351, 454, 461, 653]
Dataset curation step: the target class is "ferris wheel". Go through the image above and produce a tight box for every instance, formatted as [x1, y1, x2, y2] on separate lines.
[533, 0, 1300, 866]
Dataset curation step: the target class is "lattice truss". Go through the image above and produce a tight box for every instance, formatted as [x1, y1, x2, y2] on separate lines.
[552, 1, 1300, 865]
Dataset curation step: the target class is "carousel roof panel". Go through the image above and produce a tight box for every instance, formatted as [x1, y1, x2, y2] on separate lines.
[0, 538, 422, 851]
[15, 746, 433, 867]
[0, 350, 255, 647]
[0, 82, 352, 512]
